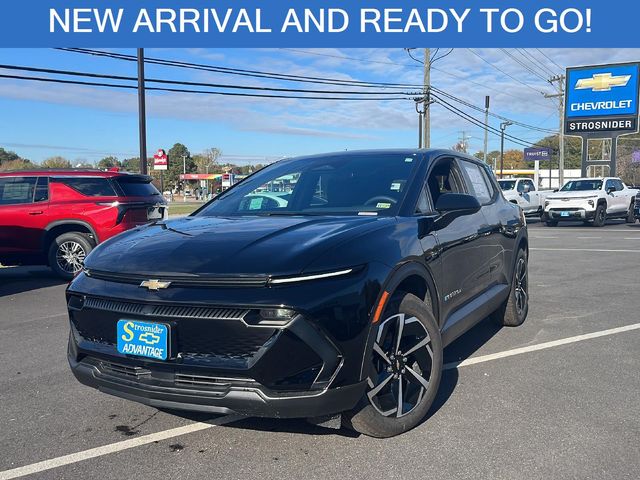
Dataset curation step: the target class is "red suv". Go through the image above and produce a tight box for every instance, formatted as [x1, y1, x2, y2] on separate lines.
[0, 169, 167, 279]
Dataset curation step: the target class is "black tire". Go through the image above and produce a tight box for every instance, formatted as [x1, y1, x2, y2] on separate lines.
[491, 248, 528, 327]
[344, 292, 443, 438]
[626, 203, 636, 224]
[48, 232, 94, 280]
[545, 220, 558, 227]
[593, 204, 606, 227]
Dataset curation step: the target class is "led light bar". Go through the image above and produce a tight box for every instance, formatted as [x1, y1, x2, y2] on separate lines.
[269, 268, 353, 285]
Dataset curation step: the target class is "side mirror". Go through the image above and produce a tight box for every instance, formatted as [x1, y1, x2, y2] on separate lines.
[435, 193, 481, 214]
[606, 186, 615, 194]
[522, 185, 531, 193]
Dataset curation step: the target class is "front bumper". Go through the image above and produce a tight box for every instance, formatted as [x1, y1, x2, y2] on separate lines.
[545, 207, 595, 221]
[68, 349, 366, 418]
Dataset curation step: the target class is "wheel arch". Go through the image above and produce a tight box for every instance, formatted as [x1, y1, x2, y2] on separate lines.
[42, 220, 97, 255]
[377, 262, 440, 325]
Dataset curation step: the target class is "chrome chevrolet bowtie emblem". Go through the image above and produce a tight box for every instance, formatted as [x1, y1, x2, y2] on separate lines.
[575, 73, 632, 92]
[140, 279, 171, 291]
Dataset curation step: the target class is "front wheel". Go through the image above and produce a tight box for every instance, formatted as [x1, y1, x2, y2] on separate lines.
[626, 203, 636, 224]
[344, 293, 443, 438]
[593, 204, 606, 227]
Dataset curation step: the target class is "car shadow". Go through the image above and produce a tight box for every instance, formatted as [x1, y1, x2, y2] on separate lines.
[164, 317, 503, 438]
[0, 266, 66, 297]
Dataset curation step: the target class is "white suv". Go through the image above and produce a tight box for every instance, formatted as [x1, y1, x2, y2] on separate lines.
[544, 177, 638, 227]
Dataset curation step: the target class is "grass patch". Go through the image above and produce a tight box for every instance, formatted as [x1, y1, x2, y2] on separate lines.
[168, 203, 202, 216]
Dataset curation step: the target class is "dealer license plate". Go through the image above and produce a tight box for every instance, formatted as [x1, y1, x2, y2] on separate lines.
[561, 211, 570, 217]
[147, 206, 164, 220]
[117, 319, 169, 360]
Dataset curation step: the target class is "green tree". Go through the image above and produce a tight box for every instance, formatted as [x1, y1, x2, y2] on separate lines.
[166, 143, 196, 191]
[97, 156, 121, 169]
[41, 156, 72, 168]
[0, 147, 20, 165]
[121, 157, 140, 172]
[0, 158, 35, 171]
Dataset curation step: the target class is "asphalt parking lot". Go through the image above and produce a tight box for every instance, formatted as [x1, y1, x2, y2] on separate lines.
[1, 219, 639, 480]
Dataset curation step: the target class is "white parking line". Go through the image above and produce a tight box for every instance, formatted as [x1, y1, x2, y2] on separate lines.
[530, 247, 640, 253]
[2, 323, 640, 479]
[444, 323, 640, 370]
[576, 236, 600, 239]
[0, 415, 243, 480]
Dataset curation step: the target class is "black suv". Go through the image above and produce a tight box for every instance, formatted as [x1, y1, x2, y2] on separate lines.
[67, 150, 528, 437]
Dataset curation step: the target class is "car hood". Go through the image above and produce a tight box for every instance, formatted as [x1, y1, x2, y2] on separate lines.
[547, 191, 600, 200]
[86, 215, 391, 277]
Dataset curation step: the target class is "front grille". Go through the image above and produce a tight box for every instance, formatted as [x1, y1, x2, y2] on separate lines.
[549, 207, 582, 212]
[83, 296, 248, 321]
[70, 302, 277, 363]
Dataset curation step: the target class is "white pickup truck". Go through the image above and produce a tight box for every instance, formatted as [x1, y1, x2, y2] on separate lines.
[544, 177, 638, 227]
[497, 178, 552, 216]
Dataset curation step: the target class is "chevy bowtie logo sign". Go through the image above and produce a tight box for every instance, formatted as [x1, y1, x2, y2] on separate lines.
[565, 62, 639, 135]
[139, 279, 172, 290]
[575, 73, 632, 92]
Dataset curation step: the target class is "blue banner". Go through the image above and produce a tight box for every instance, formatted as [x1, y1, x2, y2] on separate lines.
[0, 1, 638, 47]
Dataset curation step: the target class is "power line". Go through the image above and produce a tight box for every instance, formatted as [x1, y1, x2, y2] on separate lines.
[516, 49, 556, 78]
[431, 91, 556, 150]
[499, 49, 550, 83]
[281, 48, 421, 69]
[467, 49, 547, 95]
[429, 86, 557, 134]
[56, 48, 423, 90]
[0, 73, 412, 101]
[535, 48, 565, 72]
[0, 63, 416, 96]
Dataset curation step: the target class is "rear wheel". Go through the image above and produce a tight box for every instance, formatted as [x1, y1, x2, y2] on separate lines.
[593, 204, 606, 227]
[344, 293, 442, 438]
[48, 232, 94, 280]
[491, 248, 528, 327]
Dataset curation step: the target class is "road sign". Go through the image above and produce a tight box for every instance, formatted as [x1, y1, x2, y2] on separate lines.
[524, 147, 552, 161]
[153, 149, 168, 171]
[565, 63, 640, 135]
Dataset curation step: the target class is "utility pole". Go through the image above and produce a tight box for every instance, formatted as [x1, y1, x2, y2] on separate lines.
[182, 155, 187, 203]
[499, 122, 513, 178]
[422, 48, 431, 149]
[545, 74, 565, 186]
[483, 96, 490, 163]
[137, 48, 148, 175]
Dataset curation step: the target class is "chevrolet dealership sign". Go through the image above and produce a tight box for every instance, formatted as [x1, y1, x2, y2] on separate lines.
[565, 63, 640, 134]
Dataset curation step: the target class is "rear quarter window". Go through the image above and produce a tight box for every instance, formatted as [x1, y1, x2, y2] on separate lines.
[0, 177, 36, 205]
[55, 177, 117, 197]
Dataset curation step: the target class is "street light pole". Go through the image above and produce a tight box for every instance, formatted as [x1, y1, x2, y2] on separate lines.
[137, 48, 148, 175]
[499, 121, 512, 178]
[182, 155, 187, 202]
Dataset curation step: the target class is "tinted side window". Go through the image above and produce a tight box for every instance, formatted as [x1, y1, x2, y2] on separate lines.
[113, 177, 161, 197]
[56, 177, 117, 197]
[605, 179, 616, 192]
[614, 179, 625, 191]
[34, 177, 49, 202]
[0, 177, 36, 205]
[459, 160, 494, 204]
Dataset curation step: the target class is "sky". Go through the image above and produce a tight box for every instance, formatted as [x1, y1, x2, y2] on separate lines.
[0, 47, 639, 166]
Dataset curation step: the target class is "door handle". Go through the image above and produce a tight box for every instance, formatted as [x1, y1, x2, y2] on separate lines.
[28, 211, 44, 215]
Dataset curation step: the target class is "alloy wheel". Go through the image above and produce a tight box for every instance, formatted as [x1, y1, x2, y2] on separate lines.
[514, 257, 528, 315]
[368, 313, 434, 418]
[56, 241, 86, 274]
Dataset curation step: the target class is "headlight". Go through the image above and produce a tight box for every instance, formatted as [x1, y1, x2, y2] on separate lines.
[544, 201, 550, 208]
[244, 308, 298, 327]
[588, 200, 595, 207]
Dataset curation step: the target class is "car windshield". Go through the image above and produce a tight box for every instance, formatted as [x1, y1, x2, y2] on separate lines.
[197, 153, 419, 217]
[498, 180, 516, 191]
[560, 180, 603, 191]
